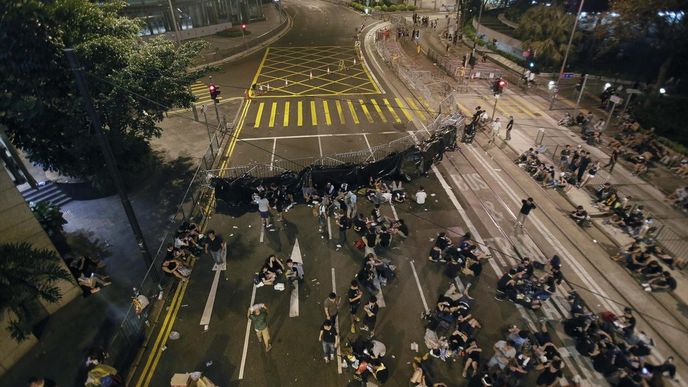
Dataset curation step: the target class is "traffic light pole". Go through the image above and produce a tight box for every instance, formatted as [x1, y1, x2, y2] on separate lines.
[64, 49, 156, 275]
[201, 105, 215, 159]
[549, 0, 585, 110]
[491, 94, 499, 121]
[574, 73, 588, 111]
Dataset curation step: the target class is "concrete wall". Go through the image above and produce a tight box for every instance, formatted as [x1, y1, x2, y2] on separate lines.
[0, 171, 80, 376]
[160, 21, 234, 41]
[473, 17, 523, 57]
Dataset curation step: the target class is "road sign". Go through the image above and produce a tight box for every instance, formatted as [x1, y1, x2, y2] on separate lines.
[561, 72, 575, 79]
[609, 95, 623, 104]
[626, 88, 642, 95]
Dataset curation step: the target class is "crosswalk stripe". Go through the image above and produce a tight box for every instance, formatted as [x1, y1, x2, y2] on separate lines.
[348, 100, 360, 124]
[323, 100, 332, 126]
[406, 98, 426, 121]
[269, 102, 277, 128]
[370, 98, 387, 123]
[335, 100, 345, 125]
[383, 98, 402, 123]
[283, 101, 290, 127]
[297, 101, 303, 127]
[254, 102, 265, 128]
[395, 97, 414, 122]
[310, 101, 318, 125]
[481, 95, 510, 116]
[359, 99, 374, 123]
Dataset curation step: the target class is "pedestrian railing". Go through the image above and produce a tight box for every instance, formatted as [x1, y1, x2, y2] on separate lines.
[109, 121, 232, 380]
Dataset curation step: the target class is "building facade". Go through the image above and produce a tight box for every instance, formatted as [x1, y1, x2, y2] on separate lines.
[123, 0, 265, 37]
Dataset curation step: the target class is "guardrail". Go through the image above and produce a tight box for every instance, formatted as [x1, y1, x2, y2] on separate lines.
[110, 121, 232, 378]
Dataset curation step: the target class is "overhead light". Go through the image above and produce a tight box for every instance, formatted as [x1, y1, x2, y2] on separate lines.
[603, 83, 611, 91]
[659, 88, 666, 94]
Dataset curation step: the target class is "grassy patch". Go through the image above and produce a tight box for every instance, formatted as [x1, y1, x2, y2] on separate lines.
[216, 27, 251, 38]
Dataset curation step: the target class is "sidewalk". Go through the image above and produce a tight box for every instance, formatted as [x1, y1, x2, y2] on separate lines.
[368, 18, 687, 384]
[0, 5, 288, 386]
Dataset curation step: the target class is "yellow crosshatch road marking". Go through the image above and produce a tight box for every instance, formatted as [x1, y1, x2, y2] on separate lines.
[283, 101, 290, 126]
[310, 101, 318, 125]
[297, 101, 303, 126]
[251, 45, 381, 98]
[323, 101, 332, 126]
[348, 100, 360, 124]
[370, 98, 386, 123]
[406, 98, 426, 121]
[383, 98, 402, 123]
[269, 102, 277, 128]
[359, 99, 374, 123]
[395, 98, 414, 122]
[254, 102, 265, 128]
[457, 101, 473, 117]
[335, 100, 345, 124]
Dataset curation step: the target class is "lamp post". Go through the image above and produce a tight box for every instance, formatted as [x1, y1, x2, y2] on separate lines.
[167, 0, 181, 44]
[549, 0, 585, 110]
[472, 0, 485, 57]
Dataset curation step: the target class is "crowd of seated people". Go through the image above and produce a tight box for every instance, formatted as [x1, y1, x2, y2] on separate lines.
[427, 232, 487, 279]
[666, 186, 688, 212]
[564, 293, 678, 386]
[253, 254, 286, 288]
[341, 336, 389, 384]
[611, 238, 680, 292]
[160, 221, 203, 281]
[495, 256, 563, 311]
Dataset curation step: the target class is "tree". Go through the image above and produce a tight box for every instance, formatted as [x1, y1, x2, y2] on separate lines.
[516, 5, 578, 68]
[0, 0, 209, 190]
[0, 242, 73, 342]
[607, 0, 688, 96]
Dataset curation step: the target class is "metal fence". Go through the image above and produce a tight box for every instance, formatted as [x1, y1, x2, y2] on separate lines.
[109, 121, 232, 377]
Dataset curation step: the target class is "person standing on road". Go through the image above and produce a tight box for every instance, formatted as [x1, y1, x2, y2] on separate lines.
[256, 193, 272, 229]
[348, 280, 363, 333]
[576, 151, 592, 183]
[319, 320, 339, 363]
[324, 292, 340, 324]
[488, 118, 501, 145]
[360, 296, 379, 335]
[248, 303, 272, 352]
[515, 198, 537, 229]
[604, 147, 620, 173]
[204, 230, 226, 269]
[559, 145, 571, 170]
[505, 116, 514, 140]
[345, 190, 357, 219]
[336, 212, 350, 249]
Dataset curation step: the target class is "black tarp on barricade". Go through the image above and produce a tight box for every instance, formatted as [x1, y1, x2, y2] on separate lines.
[212, 125, 458, 211]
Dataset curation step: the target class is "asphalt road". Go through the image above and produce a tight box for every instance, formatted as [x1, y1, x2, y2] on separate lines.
[134, 1, 687, 386]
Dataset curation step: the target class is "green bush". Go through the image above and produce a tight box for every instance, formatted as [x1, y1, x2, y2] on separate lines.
[373, 5, 381, 11]
[380, 4, 388, 11]
[216, 27, 251, 38]
[406, 5, 415, 11]
[387, 4, 397, 11]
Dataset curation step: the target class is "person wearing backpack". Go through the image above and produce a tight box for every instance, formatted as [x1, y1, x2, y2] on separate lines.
[336, 212, 351, 249]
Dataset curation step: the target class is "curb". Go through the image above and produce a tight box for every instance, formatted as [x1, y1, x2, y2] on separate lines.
[189, 12, 293, 72]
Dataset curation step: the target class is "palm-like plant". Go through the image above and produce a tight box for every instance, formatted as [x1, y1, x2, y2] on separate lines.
[517, 5, 577, 68]
[0, 242, 72, 341]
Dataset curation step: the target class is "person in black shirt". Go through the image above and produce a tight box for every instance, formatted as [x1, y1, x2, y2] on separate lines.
[393, 219, 409, 239]
[348, 280, 363, 333]
[435, 232, 452, 251]
[378, 227, 391, 249]
[515, 198, 536, 228]
[644, 271, 677, 292]
[319, 320, 339, 363]
[360, 296, 379, 335]
[336, 213, 349, 249]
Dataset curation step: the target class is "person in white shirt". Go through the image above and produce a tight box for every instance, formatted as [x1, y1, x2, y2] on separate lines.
[415, 186, 427, 205]
[488, 118, 501, 145]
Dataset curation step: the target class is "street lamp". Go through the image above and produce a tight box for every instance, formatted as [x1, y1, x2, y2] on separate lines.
[549, 0, 585, 110]
[659, 88, 667, 95]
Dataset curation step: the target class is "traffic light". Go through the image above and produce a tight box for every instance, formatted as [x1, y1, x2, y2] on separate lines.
[209, 83, 220, 101]
[492, 78, 507, 95]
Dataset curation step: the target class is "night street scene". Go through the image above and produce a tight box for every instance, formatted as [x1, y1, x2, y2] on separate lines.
[2, 0, 688, 386]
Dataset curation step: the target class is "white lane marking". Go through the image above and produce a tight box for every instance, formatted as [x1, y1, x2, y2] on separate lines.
[410, 260, 430, 313]
[375, 279, 386, 308]
[199, 269, 222, 326]
[388, 201, 399, 220]
[363, 133, 375, 161]
[454, 276, 465, 294]
[240, 132, 401, 141]
[362, 26, 386, 93]
[260, 224, 265, 243]
[269, 138, 277, 171]
[318, 136, 323, 157]
[289, 239, 303, 318]
[327, 216, 332, 240]
[238, 285, 258, 380]
[331, 268, 342, 374]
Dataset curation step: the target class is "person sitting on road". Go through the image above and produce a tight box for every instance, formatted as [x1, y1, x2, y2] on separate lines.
[642, 271, 677, 292]
[415, 186, 428, 205]
[285, 258, 304, 284]
[161, 257, 191, 281]
[390, 180, 406, 203]
[570, 205, 590, 226]
[255, 266, 277, 287]
[265, 254, 285, 276]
